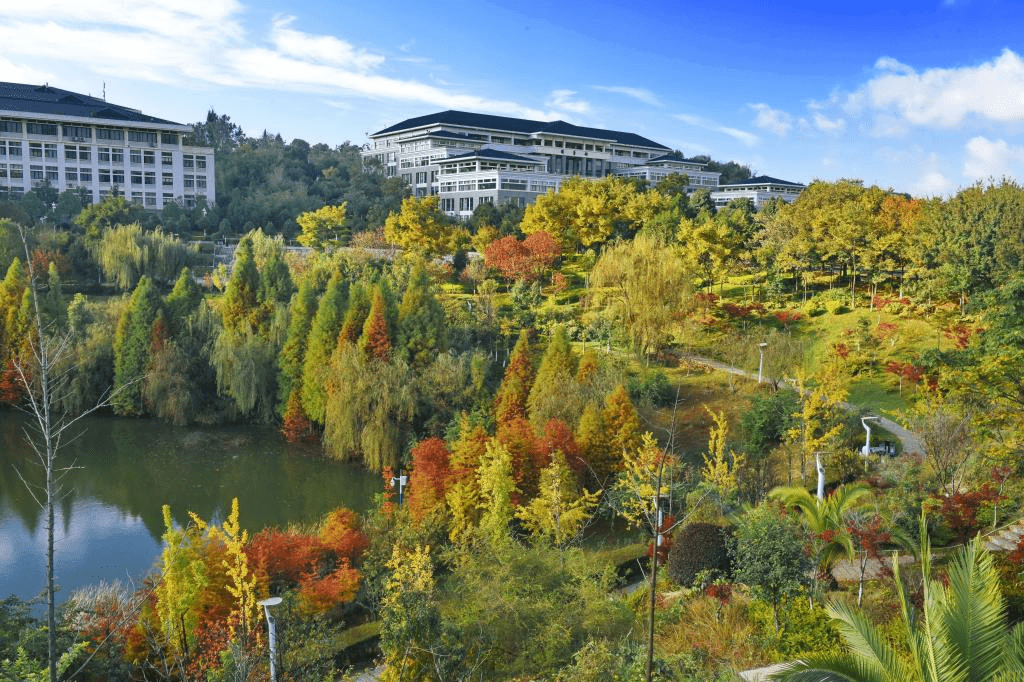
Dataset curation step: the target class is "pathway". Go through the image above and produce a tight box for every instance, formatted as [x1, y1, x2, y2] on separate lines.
[678, 352, 923, 457]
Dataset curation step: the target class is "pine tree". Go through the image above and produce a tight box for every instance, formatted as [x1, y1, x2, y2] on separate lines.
[494, 329, 534, 423]
[602, 384, 642, 465]
[398, 265, 446, 367]
[359, 285, 393, 361]
[220, 236, 267, 336]
[576, 401, 612, 488]
[164, 267, 202, 336]
[527, 325, 578, 430]
[338, 280, 371, 346]
[113, 275, 162, 415]
[516, 451, 600, 547]
[277, 277, 317, 412]
[477, 439, 519, 544]
[301, 271, 348, 424]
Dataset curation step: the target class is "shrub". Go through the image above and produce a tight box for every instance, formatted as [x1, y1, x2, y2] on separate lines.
[666, 523, 732, 587]
[823, 298, 847, 315]
[801, 298, 823, 317]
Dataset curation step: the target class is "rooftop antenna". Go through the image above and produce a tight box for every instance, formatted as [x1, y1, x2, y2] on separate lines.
[102, 82, 106, 101]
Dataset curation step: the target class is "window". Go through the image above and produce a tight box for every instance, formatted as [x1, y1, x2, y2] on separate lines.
[184, 195, 196, 209]
[458, 197, 474, 211]
[501, 179, 528, 191]
[9, 165, 22, 180]
[78, 147, 90, 162]
[161, 133, 178, 145]
[163, 193, 175, 204]
[62, 125, 92, 140]
[145, 192, 156, 207]
[184, 175, 195, 189]
[66, 169, 77, 182]
[131, 171, 143, 185]
[127, 130, 157, 145]
[111, 149, 124, 163]
[479, 196, 493, 204]
[195, 176, 207, 190]
[401, 173, 411, 184]
[130, 149, 142, 164]
[65, 147, 77, 161]
[44, 144, 57, 159]
[440, 198, 455, 212]
[195, 156, 206, 171]
[131, 192, 143, 204]
[112, 170, 124, 184]
[30, 165, 43, 181]
[457, 180, 475, 191]
[183, 155, 194, 169]
[96, 128, 124, 141]
[8, 143, 21, 158]
[162, 173, 173, 186]
[0, 119, 21, 134]
[26, 122, 57, 136]
[161, 152, 172, 165]
[29, 143, 42, 159]
[98, 147, 111, 163]
[79, 168, 91, 182]
[46, 167, 58, 182]
[98, 169, 111, 183]
[144, 172, 156, 186]
[143, 151, 155, 165]
[0, 164, 6, 179]
[478, 178, 497, 190]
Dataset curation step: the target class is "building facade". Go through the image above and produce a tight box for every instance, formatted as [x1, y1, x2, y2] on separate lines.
[710, 175, 805, 209]
[363, 110, 719, 219]
[0, 82, 214, 210]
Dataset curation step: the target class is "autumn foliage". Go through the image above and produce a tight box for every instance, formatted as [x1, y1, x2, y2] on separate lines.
[483, 231, 560, 281]
[406, 437, 453, 521]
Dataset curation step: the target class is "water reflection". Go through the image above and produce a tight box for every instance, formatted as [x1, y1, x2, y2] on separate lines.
[0, 412, 381, 602]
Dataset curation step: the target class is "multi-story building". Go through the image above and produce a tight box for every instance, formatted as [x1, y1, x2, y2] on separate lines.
[710, 175, 805, 209]
[0, 82, 214, 210]
[363, 110, 720, 219]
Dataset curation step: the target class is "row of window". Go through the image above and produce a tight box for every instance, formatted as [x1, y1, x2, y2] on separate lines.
[0, 141, 207, 169]
[0, 119, 180, 145]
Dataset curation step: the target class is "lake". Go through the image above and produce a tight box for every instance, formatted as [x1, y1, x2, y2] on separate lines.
[0, 411, 382, 604]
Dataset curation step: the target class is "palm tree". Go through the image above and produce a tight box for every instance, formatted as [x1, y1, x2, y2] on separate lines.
[770, 523, 1024, 681]
[769, 482, 872, 583]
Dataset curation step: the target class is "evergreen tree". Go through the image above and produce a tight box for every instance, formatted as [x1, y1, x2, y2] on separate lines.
[338, 279, 371, 346]
[494, 329, 534, 423]
[113, 276, 162, 415]
[398, 265, 446, 367]
[220, 236, 267, 335]
[277, 277, 317, 412]
[358, 285, 393, 361]
[601, 384, 642, 463]
[576, 401, 612, 488]
[301, 271, 348, 424]
[527, 325, 578, 430]
[164, 267, 202, 336]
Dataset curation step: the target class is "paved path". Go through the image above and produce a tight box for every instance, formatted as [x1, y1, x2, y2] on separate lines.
[679, 352, 923, 457]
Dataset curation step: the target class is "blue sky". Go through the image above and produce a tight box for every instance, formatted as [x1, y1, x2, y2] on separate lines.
[2, 0, 1023, 196]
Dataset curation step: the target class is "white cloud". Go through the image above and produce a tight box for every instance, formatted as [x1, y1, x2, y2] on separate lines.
[0, 0, 553, 120]
[963, 136, 1024, 180]
[593, 85, 660, 106]
[0, 56, 52, 84]
[674, 113, 758, 146]
[749, 103, 792, 136]
[853, 49, 1024, 128]
[546, 89, 591, 115]
[813, 112, 846, 132]
[910, 152, 954, 197]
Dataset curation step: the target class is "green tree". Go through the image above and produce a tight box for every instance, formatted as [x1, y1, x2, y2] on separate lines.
[516, 451, 599, 547]
[383, 196, 457, 257]
[397, 265, 446, 367]
[301, 272, 348, 424]
[73, 196, 144, 239]
[527, 326, 578, 430]
[277, 277, 318, 412]
[220, 236, 269, 336]
[112, 276, 162, 415]
[296, 203, 349, 251]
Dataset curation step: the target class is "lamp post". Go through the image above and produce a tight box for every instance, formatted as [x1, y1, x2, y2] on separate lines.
[258, 596, 283, 682]
[390, 472, 408, 506]
[757, 342, 768, 384]
[860, 416, 879, 456]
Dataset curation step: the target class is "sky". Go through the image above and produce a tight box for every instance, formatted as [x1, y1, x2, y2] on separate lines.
[2, 0, 1024, 197]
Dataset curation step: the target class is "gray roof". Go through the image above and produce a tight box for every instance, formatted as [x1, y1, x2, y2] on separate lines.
[442, 148, 544, 164]
[647, 153, 706, 166]
[719, 175, 805, 189]
[372, 110, 668, 150]
[0, 82, 182, 126]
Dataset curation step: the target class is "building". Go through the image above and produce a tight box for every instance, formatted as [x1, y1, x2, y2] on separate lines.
[363, 110, 720, 219]
[0, 82, 214, 210]
[710, 175, 805, 209]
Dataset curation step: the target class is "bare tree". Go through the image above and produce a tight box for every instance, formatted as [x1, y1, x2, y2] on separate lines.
[911, 398, 974, 495]
[12, 226, 115, 682]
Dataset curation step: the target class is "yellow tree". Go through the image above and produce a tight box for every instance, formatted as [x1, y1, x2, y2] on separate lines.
[296, 202, 348, 251]
[477, 439, 519, 544]
[789, 359, 849, 488]
[700, 408, 747, 515]
[383, 195, 457, 257]
[515, 452, 600, 547]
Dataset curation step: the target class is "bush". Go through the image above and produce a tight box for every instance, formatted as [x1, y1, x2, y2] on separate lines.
[627, 369, 674, 408]
[823, 298, 847, 315]
[801, 298, 823, 317]
[666, 523, 732, 587]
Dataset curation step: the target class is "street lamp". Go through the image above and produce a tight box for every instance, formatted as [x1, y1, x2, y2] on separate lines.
[757, 342, 768, 384]
[258, 596, 283, 682]
[390, 472, 408, 506]
[860, 416, 879, 456]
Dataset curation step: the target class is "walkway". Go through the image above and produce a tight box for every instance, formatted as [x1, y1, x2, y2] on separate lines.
[678, 352, 923, 457]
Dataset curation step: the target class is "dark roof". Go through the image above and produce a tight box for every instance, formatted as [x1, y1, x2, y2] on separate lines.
[372, 110, 669, 150]
[720, 175, 805, 189]
[442, 148, 544, 164]
[0, 82, 183, 126]
[647, 153, 706, 166]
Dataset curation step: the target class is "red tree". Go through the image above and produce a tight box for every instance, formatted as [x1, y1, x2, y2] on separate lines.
[406, 437, 453, 521]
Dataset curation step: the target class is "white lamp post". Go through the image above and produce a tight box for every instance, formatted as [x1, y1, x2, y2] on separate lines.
[757, 342, 768, 384]
[390, 472, 408, 506]
[860, 416, 879, 456]
[258, 596, 283, 682]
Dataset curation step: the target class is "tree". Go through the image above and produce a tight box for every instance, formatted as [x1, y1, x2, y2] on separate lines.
[732, 503, 812, 632]
[277, 277, 318, 412]
[219, 236, 269, 336]
[515, 451, 599, 547]
[477, 439, 519, 544]
[407, 437, 452, 522]
[296, 203, 349, 251]
[527, 326, 578, 430]
[359, 285, 394, 361]
[301, 272, 347, 424]
[73, 196, 144, 239]
[495, 329, 534, 423]
[397, 265, 445, 367]
[383, 195, 457, 257]
[112, 276, 162, 415]
[771, 526, 1024, 682]
[590, 232, 693, 357]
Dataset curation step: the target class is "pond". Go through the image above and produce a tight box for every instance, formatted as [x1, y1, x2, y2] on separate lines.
[0, 411, 382, 604]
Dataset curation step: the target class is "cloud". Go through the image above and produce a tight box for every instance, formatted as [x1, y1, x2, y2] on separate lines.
[546, 89, 591, 115]
[674, 113, 759, 146]
[0, 0, 552, 120]
[0, 56, 52, 84]
[908, 152, 955, 197]
[593, 85, 660, 106]
[749, 103, 792, 136]
[963, 136, 1024, 180]
[851, 49, 1024, 128]
[813, 112, 846, 132]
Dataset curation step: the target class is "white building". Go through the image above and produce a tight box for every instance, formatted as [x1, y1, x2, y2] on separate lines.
[710, 175, 805, 209]
[363, 110, 719, 219]
[0, 82, 214, 210]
